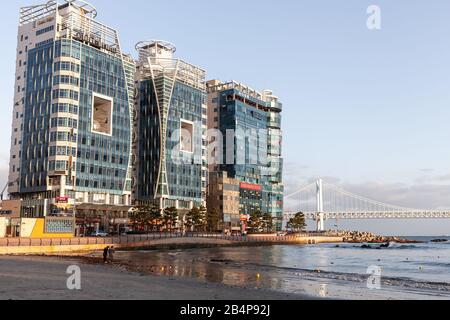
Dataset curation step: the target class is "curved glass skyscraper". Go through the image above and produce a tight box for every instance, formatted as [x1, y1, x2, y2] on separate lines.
[134, 41, 207, 212]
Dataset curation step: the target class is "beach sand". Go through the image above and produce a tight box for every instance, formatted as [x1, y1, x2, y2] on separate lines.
[0, 256, 315, 300]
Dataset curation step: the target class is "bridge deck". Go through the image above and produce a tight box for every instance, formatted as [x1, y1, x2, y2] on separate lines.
[286, 211, 450, 220]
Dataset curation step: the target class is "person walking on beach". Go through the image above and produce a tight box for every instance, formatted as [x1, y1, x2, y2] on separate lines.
[108, 246, 116, 263]
[103, 246, 110, 263]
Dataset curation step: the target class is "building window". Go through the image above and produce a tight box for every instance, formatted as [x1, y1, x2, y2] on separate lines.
[91, 93, 113, 136]
[53, 89, 79, 101]
[36, 25, 54, 36]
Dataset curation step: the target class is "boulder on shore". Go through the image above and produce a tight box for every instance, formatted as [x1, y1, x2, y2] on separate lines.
[431, 239, 448, 243]
[336, 231, 420, 244]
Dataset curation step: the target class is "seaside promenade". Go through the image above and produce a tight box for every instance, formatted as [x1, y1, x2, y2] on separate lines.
[0, 233, 343, 255]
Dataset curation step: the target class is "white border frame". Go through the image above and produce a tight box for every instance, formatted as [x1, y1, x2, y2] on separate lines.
[91, 92, 114, 137]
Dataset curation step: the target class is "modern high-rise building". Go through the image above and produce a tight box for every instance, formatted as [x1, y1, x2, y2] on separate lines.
[8, 1, 134, 235]
[133, 41, 208, 213]
[207, 80, 284, 230]
[207, 171, 240, 231]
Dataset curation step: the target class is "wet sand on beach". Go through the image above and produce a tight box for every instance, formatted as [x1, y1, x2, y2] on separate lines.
[0, 256, 314, 300]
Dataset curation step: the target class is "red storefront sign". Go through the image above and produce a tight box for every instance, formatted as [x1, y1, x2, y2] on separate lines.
[240, 182, 262, 192]
[56, 197, 69, 203]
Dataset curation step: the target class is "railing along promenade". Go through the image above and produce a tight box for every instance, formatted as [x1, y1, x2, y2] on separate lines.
[0, 232, 335, 247]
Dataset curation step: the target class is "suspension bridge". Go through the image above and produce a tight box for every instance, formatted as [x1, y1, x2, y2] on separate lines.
[284, 179, 450, 232]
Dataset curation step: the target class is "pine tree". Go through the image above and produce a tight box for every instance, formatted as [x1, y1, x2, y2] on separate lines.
[262, 213, 274, 233]
[148, 205, 162, 231]
[163, 207, 179, 232]
[206, 208, 220, 232]
[198, 206, 208, 231]
[185, 207, 200, 232]
[249, 210, 264, 233]
[288, 212, 307, 232]
[130, 204, 152, 232]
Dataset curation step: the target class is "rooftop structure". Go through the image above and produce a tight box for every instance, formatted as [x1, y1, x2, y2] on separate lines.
[207, 80, 282, 111]
[20, 0, 97, 25]
[136, 40, 206, 91]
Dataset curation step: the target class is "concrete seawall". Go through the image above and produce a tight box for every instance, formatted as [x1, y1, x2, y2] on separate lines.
[0, 236, 343, 255]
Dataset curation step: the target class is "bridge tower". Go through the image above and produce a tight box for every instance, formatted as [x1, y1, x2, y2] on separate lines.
[316, 178, 325, 232]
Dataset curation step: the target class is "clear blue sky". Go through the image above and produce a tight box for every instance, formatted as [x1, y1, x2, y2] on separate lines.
[1, 0, 450, 235]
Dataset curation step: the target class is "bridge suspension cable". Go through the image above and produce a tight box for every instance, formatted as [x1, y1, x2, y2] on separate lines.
[284, 181, 317, 199]
[322, 181, 419, 213]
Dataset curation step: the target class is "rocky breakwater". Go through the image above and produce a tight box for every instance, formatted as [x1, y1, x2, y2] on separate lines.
[338, 231, 420, 244]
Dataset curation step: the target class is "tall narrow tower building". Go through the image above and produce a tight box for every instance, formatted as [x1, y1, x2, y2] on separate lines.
[134, 41, 207, 212]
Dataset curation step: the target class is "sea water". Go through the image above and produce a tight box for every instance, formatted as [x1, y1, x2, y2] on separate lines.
[113, 237, 450, 300]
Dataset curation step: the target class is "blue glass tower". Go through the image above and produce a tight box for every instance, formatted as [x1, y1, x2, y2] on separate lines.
[207, 81, 284, 230]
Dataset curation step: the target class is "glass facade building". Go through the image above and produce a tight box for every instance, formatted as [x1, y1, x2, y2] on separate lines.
[207, 80, 284, 230]
[134, 41, 207, 212]
[8, 1, 281, 235]
[8, 1, 134, 235]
